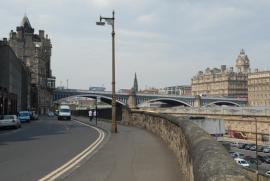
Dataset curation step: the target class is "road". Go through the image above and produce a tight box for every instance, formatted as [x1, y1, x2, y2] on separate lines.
[0, 116, 100, 181]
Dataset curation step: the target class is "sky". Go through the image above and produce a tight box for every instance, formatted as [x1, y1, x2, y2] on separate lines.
[1, 0, 270, 91]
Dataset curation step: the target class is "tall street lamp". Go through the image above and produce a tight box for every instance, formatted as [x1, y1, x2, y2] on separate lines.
[96, 11, 117, 133]
[243, 115, 258, 181]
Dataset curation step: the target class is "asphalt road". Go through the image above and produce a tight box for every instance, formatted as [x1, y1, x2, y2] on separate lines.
[0, 116, 99, 181]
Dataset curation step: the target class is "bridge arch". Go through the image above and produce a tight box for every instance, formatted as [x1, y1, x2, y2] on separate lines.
[54, 94, 126, 107]
[138, 98, 192, 107]
[203, 101, 240, 107]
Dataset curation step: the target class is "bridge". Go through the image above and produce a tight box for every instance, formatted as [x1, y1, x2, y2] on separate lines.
[53, 88, 247, 108]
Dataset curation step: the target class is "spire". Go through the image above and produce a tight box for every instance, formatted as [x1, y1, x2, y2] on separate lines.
[21, 15, 32, 28]
[240, 48, 245, 55]
[133, 73, 138, 93]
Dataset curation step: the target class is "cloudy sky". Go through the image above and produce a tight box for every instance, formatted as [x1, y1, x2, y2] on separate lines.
[1, 0, 270, 91]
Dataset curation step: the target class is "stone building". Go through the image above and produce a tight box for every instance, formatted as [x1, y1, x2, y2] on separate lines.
[159, 85, 191, 96]
[248, 70, 270, 106]
[8, 15, 55, 114]
[191, 49, 250, 98]
[0, 40, 31, 114]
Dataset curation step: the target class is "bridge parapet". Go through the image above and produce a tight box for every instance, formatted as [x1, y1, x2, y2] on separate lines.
[122, 109, 252, 181]
[140, 106, 270, 117]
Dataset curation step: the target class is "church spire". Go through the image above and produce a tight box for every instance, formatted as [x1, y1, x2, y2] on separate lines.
[133, 73, 138, 93]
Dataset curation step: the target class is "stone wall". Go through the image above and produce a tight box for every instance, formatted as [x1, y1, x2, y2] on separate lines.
[122, 109, 252, 181]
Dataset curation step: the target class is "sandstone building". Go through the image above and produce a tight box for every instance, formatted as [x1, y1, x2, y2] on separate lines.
[159, 85, 191, 96]
[8, 15, 55, 114]
[191, 49, 250, 98]
[0, 40, 31, 114]
[248, 70, 270, 106]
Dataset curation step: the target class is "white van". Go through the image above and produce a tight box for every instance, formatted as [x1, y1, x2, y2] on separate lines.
[58, 105, 71, 120]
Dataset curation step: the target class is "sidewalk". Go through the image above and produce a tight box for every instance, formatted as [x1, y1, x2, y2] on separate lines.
[64, 116, 183, 181]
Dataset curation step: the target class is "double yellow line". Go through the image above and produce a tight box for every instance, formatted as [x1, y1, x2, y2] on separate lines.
[38, 120, 105, 181]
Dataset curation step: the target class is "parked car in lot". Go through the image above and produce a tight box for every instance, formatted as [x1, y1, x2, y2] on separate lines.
[0, 115, 21, 129]
[230, 142, 239, 147]
[234, 158, 249, 167]
[248, 157, 262, 165]
[257, 145, 265, 152]
[229, 151, 244, 158]
[244, 144, 255, 150]
[265, 171, 270, 176]
[264, 156, 270, 164]
[18, 111, 31, 123]
[249, 145, 256, 151]
[258, 155, 270, 163]
[238, 143, 247, 149]
[263, 147, 270, 153]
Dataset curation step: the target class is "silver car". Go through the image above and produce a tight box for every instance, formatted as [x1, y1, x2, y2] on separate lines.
[0, 115, 21, 129]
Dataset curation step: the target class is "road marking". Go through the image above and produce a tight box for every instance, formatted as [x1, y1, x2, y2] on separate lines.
[38, 120, 105, 181]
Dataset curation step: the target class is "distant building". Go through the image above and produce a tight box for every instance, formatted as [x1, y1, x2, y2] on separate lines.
[89, 86, 106, 92]
[191, 49, 249, 98]
[140, 87, 159, 94]
[159, 85, 191, 96]
[118, 89, 130, 93]
[248, 70, 270, 106]
[0, 41, 31, 114]
[8, 15, 55, 114]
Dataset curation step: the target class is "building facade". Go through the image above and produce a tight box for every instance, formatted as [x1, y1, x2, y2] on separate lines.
[8, 16, 55, 114]
[0, 40, 31, 114]
[191, 49, 250, 98]
[248, 70, 270, 106]
[159, 85, 191, 96]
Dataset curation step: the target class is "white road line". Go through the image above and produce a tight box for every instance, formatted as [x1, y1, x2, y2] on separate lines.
[38, 120, 105, 181]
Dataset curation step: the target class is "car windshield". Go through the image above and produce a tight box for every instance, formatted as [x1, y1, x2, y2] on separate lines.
[3, 115, 15, 119]
[20, 112, 29, 116]
[60, 109, 70, 113]
[240, 160, 247, 164]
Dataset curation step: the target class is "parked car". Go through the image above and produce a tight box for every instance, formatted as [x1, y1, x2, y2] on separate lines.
[244, 144, 255, 150]
[258, 155, 268, 163]
[250, 145, 256, 151]
[230, 152, 244, 158]
[30, 111, 39, 120]
[264, 156, 270, 164]
[230, 142, 239, 147]
[263, 147, 270, 153]
[18, 111, 31, 123]
[234, 158, 249, 167]
[238, 143, 247, 149]
[265, 171, 270, 176]
[248, 157, 262, 165]
[0, 115, 21, 129]
[257, 145, 265, 152]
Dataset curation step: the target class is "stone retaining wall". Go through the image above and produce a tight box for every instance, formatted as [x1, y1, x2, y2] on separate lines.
[122, 109, 252, 181]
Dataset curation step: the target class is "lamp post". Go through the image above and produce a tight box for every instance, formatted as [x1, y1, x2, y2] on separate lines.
[96, 11, 117, 133]
[243, 115, 258, 181]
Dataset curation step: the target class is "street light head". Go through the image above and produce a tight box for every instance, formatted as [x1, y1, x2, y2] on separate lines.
[96, 21, 105, 26]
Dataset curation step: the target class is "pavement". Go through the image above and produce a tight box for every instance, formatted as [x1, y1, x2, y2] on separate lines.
[64, 116, 183, 181]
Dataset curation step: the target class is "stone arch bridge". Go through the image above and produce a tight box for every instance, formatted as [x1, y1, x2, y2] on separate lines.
[53, 89, 247, 108]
